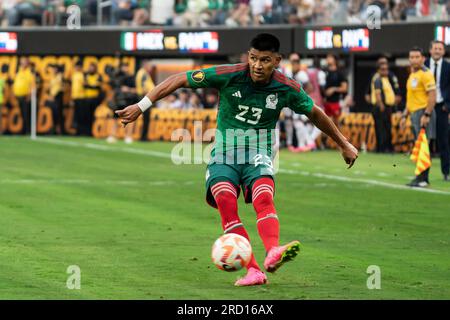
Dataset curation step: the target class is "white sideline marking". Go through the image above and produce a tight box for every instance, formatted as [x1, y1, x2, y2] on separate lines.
[0, 179, 194, 186]
[35, 138, 450, 196]
[278, 168, 450, 196]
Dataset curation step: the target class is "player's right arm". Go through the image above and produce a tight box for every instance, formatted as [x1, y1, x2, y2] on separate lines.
[116, 66, 229, 126]
[115, 72, 190, 126]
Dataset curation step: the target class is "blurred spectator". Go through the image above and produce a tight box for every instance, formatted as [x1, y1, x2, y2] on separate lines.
[189, 92, 204, 109]
[151, 0, 174, 25]
[208, 0, 234, 25]
[226, 0, 251, 26]
[13, 57, 35, 134]
[1, 0, 447, 26]
[313, 0, 338, 23]
[323, 54, 348, 126]
[250, 0, 273, 25]
[282, 53, 313, 152]
[365, 56, 402, 111]
[158, 93, 181, 109]
[306, 57, 326, 109]
[107, 62, 137, 143]
[202, 88, 219, 109]
[82, 62, 103, 136]
[71, 61, 85, 135]
[0, 69, 5, 133]
[111, 0, 149, 26]
[369, 60, 399, 153]
[178, 89, 191, 109]
[7, 0, 44, 26]
[48, 64, 65, 134]
[135, 60, 155, 140]
[175, 0, 210, 27]
[288, 0, 314, 24]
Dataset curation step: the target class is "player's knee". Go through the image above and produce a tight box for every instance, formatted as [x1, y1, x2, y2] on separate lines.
[211, 181, 238, 205]
[253, 191, 274, 209]
[251, 178, 275, 212]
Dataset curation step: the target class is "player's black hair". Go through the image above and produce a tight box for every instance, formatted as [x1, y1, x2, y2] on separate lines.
[409, 46, 425, 56]
[250, 33, 280, 53]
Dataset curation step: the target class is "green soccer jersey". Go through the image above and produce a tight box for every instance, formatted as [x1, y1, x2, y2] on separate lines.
[186, 63, 314, 164]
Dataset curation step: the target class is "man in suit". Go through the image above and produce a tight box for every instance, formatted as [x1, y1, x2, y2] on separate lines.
[425, 40, 450, 181]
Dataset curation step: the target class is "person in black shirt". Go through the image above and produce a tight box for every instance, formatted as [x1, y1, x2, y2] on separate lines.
[107, 63, 137, 144]
[324, 54, 348, 125]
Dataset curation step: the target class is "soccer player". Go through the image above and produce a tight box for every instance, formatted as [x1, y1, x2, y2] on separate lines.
[116, 34, 358, 286]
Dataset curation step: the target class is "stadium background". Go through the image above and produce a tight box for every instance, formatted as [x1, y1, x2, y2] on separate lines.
[1, 21, 449, 152]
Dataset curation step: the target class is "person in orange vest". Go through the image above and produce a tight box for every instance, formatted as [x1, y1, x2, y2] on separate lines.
[401, 47, 436, 188]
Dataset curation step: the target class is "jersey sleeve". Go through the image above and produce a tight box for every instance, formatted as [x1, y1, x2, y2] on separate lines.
[423, 71, 436, 92]
[186, 66, 229, 89]
[289, 87, 314, 115]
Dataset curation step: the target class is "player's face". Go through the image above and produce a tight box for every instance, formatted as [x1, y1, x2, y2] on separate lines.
[409, 51, 423, 69]
[430, 43, 445, 61]
[248, 48, 280, 83]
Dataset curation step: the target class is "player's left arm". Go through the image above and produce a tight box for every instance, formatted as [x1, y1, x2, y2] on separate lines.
[306, 105, 358, 168]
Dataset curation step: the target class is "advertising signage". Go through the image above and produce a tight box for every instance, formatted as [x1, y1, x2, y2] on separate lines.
[0, 32, 17, 53]
[305, 27, 370, 52]
[296, 23, 437, 55]
[119, 27, 292, 55]
[121, 30, 219, 53]
[435, 25, 450, 46]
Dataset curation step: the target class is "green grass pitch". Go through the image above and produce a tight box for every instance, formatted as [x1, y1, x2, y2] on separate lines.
[0, 136, 449, 299]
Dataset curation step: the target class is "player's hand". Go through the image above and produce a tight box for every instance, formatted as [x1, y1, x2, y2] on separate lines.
[420, 115, 430, 128]
[115, 104, 142, 126]
[341, 142, 358, 169]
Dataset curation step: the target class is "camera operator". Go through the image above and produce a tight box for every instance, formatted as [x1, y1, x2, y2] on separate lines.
[106, 63, 137, 144]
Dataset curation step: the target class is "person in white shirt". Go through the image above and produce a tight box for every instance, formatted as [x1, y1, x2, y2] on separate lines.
[282, 52, 318, 152]
[425, 40, 450, 181]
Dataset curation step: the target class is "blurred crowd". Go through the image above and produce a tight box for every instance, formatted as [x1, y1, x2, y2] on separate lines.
[1, 40, 449, 156]
[0, 0, 448, 27]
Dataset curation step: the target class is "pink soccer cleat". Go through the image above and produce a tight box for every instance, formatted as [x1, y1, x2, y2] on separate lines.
[234, 268, 268, 287]
[264, 240, 301, 273]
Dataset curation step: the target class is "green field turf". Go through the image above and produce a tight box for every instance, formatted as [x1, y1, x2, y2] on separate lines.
[0, 136, 449, 300]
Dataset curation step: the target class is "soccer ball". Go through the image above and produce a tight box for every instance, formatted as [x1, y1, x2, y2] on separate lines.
[211, 233, 252, 272]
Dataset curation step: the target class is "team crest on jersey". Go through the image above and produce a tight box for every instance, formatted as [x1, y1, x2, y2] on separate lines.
[411, 77, 418, 88]
[191, 70, 205, 83]
[265, 94, 278, 109]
